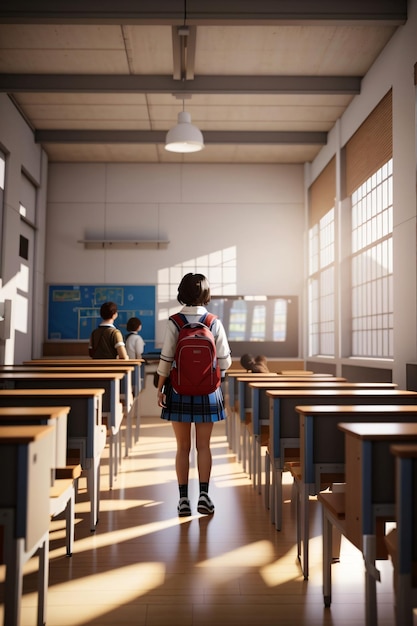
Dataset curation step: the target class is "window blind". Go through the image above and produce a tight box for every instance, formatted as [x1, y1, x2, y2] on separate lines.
[345, 89, 392, 197]
[308, 156, 336, 227]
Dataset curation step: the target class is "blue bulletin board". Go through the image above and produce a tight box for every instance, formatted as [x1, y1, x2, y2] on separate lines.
[47, 284, 156, 351]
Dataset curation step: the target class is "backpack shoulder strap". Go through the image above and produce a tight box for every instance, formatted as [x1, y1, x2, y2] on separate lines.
[169, 313, 188, 331]
[200, 312, 217, 330]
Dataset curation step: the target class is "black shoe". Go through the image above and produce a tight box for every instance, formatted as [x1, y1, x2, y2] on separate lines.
[177, 497, 191, 517]
[197, 492, 215, 515]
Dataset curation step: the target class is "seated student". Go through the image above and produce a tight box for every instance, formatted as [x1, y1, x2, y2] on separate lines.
[125, 317, 145, 359]
[254, 355, 270, 372]
[240, 353, 256, 371]
[89, 301, 128, 359]
[240, 353, 270, 373]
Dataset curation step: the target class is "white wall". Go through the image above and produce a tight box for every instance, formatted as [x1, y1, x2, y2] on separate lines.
[46, 162, 305, 347]
[0, 94, 47, 363]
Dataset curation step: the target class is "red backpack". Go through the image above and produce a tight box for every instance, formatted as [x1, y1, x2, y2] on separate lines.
[169, 312, 221, 396]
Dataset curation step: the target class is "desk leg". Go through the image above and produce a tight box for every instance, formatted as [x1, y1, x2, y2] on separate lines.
[247, 429, 252, 478]
[106, 427, 113, 490]
[108, 430, 117, 489]
[237, 413, 242, 461]
[270, 463, 276, 525]
[3, 524, 23, 626]
[96, 455, 101, 527]
[227, 408, 234, 451]
[300, 482, 311, 579]
[257, 437, 262, 494]
[264, 450, 270, 509]
[252, 435, 257, 489]
[86, 458, 99, 531]
[125, 406, 131, 457]
[37, 534, 49, 626]
[396, 573, 413, 626]
[274, 465, 283, 531]
[363, 534, 378, 626]
[135, 394, 141, 443]
[295, 480, 301, 565]
[65, 487, 75, 556]
[322, 507, 333, 607]
[3, 531, 49, 626]
[241, 422, 247, 473]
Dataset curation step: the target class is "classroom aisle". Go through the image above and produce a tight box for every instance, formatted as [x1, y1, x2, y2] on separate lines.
[1, 415, 396, 626]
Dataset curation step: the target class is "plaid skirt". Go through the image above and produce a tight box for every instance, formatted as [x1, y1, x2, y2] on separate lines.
[161, 379, 226, 423]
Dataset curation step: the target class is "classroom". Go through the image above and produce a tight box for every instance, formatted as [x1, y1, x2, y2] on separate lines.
[0, 1, 417, 625]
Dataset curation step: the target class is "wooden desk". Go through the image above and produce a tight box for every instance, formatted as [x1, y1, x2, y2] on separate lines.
[319, 422, 417, 626]
[236, 377, 344, 482]
[25, 358, 145, 448]
[0, 425, 54, 626]
[266, 388, 417, 534]
[225, 372, 278, 454]
[0, 388, 105, 531]
[295, 404, 417, 580]
[0, 406, 75, 558]
[246, 380, 392, 494]
[0, 406, 69, 477]
[25, 356, 144, 397]
[228, 373, 336, 462]
[0, 371, 123, 489]
[4, 364, 137, 455]
[388, 444, 417, 626]
[232, 373, 280, 461]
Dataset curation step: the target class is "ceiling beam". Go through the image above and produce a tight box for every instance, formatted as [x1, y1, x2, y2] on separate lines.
[0, 0, 407, 25]
[35, 129, 328, 146]
[0, 74, 361, 95]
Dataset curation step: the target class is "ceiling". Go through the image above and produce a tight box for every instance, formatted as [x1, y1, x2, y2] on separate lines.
[0, 0, 407, 164]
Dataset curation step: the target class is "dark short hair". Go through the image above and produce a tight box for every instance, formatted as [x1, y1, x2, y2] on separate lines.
[240, 353, 255, 370]
[100, 301, 118, 319]
[126, 317, 142, 332]
[177, 273, 211, 306]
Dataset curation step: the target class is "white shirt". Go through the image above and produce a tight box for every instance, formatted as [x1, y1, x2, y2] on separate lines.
[125, 332, 145, 358]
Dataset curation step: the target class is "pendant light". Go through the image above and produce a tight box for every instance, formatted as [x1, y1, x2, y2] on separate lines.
[165, 109, 204, 153]
[165, 0, 204, 154]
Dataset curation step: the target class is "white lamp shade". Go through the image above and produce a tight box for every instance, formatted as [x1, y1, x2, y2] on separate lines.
[165, 111, 204, 153]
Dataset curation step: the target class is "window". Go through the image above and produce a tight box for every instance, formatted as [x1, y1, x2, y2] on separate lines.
[308, 208, 335, 356]
[351, 159, 393, 357]
[157, 246, 237, 317]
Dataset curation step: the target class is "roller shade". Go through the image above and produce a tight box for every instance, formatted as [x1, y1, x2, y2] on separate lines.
[308, 156, 336, 227]
[345, 89, 392, 197]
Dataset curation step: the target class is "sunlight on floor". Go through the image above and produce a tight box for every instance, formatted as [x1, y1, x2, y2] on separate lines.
[197, 540, 275, 575]
[260, 562, 303, 588]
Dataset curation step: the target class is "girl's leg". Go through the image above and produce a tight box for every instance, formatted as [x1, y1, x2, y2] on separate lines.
[195, 422, 215, 514]
[171, 422, 193, 516]
[195, 422, 214, 483]
[171, 421, 192, 485]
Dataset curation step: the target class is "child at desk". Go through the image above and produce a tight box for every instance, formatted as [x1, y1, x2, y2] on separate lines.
[240, 353, 270, 373]
[125, 317, 145, 358]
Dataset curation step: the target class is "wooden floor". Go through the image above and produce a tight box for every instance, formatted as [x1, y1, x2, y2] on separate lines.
[1, 413, 399, 626]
